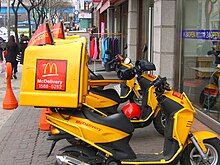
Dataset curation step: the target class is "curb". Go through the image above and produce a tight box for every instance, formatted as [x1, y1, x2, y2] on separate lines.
[196, 109, 220, 135]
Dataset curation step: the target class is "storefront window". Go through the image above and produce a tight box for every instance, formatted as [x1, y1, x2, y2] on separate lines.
[182, 0, 220, 122]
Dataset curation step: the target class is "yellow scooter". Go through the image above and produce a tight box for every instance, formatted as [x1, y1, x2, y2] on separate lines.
[83, 57, 167, 135]
[47, 76, 220, 165]
[45, 58, 165, 150]
[19, 37, 219, 164]
[85, 55, 141, 115]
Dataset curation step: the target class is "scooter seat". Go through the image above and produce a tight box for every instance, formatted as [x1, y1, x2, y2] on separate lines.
[90, 88, 122, 103]
[83, 108, 134, 134]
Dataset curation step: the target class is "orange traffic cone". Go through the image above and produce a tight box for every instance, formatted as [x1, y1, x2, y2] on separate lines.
[2, 62, 18, 110]
[39, 108, 52, 131]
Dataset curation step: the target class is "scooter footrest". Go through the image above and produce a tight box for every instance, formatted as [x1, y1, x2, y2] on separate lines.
[123, 153, 164, 162]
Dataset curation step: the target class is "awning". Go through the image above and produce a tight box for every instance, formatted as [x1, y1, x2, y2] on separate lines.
[96, 1, 103, 10]
[100, 0, 111, 14]
[98, 0, 127, 14]
[92, 0, 102, 2]
[93, 0, 103, 13]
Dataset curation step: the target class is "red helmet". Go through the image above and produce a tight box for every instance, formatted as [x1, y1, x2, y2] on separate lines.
[122, 103, 141, 119]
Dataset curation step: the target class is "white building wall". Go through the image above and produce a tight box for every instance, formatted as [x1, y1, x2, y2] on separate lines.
[153, 0, 177, 86]
[127, 0, 138, 61]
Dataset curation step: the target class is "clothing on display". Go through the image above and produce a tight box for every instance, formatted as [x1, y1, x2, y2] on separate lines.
[89, 34, 121, 63]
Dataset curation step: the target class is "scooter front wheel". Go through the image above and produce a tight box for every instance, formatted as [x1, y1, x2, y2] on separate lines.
[180, 138, 220, 165]
[153, 110, 166, 135]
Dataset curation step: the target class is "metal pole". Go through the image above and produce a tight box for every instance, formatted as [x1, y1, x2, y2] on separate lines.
[148, 3, 154, 63]
[48, 0, 51, 20]
[7, 0, 10, 40]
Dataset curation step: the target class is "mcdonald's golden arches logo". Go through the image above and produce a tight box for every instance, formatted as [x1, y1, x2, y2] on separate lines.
[42, 63, 59, 77]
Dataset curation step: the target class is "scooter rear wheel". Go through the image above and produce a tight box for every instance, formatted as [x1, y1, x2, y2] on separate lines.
[180, 138, 220, 165]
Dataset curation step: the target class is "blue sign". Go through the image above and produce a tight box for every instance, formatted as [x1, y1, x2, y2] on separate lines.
[0, 7, 26, 14]
[182, 30, 220, 40]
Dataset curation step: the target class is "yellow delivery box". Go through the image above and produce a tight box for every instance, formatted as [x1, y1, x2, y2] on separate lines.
[54, 35, 80, 45]
[19, 38, 89, 108]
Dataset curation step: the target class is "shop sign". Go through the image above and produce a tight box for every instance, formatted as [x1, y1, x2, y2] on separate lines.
[93, 0, 102, 2]
[79, 12, 92, 18]
[35, 59, 67, 91]
[182, 30, 220, 40]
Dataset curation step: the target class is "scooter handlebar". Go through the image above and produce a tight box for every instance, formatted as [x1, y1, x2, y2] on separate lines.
[151, 76, 171, 91]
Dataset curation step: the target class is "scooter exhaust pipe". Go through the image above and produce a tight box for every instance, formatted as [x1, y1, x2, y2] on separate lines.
[56, 155, 90, 165]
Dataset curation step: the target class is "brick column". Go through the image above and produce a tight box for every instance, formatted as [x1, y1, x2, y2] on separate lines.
[127, 0, 138, 61]
[153, 0, 177, 86]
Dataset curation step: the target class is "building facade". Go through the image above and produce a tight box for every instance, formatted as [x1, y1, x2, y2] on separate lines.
[92, 0, 220, 132]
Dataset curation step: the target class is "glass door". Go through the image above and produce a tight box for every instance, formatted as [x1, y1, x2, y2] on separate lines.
[182, 0, 220, 122]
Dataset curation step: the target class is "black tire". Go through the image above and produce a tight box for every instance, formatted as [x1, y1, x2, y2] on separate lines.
[199, 89, 217, 109]
[153, 110, 166, 135]
[105, 158, 121, 165]
[180, 138, 220, 165]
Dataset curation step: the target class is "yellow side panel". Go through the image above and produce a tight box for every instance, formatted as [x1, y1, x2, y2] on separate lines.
[78, 37, 89, 104]
[85, 93, 118, 108]
[46, 113, 129, 143]
[174, 109, 194, 144]
[148, 86, 158, 110]
[19, 41, 86, 108]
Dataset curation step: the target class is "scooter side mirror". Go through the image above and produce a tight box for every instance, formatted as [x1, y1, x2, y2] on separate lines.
[124, 57, 131, 65]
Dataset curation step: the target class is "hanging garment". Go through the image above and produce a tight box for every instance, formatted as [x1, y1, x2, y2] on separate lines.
[103, 37, 111, 63]
[99, 37, 102, 60]
[108, 38, 113, 60]
[90, 37, 95, 59]
[113, 38, 120, 56]
[93, 37, 99, 60]
[102, 37, 108, 63]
